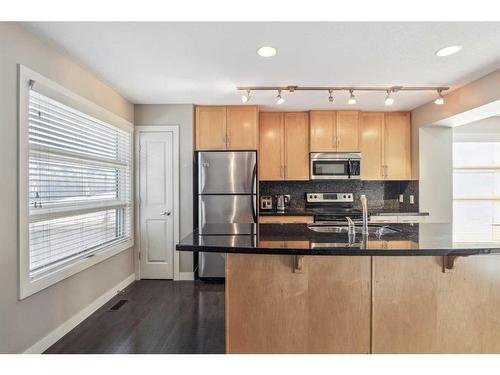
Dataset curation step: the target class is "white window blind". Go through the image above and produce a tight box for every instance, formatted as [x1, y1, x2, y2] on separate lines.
[28, 89, 132, 277]
[453, 142, 500, 242]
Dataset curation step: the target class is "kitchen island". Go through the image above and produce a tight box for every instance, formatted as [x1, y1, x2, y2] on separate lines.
[177, 223, 500, 353]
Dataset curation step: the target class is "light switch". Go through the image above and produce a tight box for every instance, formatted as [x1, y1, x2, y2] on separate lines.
[399, 194, 404, 203]
[410, 195, 415, 204]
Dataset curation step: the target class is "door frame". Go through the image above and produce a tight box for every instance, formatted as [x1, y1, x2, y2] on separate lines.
[134, 125, 180, 280]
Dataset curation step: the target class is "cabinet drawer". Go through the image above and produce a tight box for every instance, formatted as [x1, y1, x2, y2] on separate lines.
[370, 215, 398, 223]
[397, 216, 427, 224]
[259, 215, 314, 224]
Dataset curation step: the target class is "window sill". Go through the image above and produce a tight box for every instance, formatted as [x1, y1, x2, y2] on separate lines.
[19, 239, 134, 300]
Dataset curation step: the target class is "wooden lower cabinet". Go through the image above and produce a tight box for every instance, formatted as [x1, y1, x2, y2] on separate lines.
[259, 215, 314, 224]
[226, 254, 500, 353]
[226, 254, 371, 353]
[372, 255, 500, 353]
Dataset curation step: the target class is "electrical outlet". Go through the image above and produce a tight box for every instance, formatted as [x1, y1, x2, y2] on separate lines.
[399, 194, 404, 203]
[410, 195, 415, 204]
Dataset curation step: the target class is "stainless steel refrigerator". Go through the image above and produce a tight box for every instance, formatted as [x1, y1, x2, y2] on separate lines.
[197, 151, 257, 278]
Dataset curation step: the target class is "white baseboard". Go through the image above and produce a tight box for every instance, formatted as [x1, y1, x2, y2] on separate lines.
[177, 272, 195, 281]
[23, 273, 136, 354]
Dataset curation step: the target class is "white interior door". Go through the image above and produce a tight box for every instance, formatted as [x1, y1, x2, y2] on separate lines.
[139, 131, 175, 279]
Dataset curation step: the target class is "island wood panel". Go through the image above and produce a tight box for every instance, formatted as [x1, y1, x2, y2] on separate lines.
[259, 215, 314, 224]
[259, 112, 284, 180]
[372, 255, 500, 353]
[336, 111, 360, 152]
[360, 112, 384, 180]
[226, 106, 258, 150]
[310, 110, 336, 152]
[226, 254, 371, 353]
[284, 112, 310, 180]
[384, 112, 411, 180]
[195, 106, 227, 150]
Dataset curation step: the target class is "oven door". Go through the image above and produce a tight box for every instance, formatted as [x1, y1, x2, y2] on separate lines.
[310, 158, 350, 179]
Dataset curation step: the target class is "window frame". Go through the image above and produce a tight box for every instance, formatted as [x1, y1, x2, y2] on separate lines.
[18, 65, 134, 300]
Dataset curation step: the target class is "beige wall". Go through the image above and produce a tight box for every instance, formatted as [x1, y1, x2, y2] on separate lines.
[0, 22, 135, 353]
[134, 104, 194, 273]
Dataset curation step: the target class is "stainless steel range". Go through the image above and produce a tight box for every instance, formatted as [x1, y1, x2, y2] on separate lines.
[306, 192, 362, 224]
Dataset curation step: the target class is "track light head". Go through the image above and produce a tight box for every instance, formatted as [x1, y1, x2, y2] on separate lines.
[241, 90, 251, 103]
[434, 89, 444, 105]
[328, 90, 334, 103]
[384, 90, 394, 106]
[276, 89, 285, 105]
[348, 90, 356, 105]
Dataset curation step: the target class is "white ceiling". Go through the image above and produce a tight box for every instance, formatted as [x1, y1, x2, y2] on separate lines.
[22, 22, 500, 111]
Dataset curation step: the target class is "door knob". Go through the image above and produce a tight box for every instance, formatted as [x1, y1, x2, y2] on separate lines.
[161, 211, 171, 216]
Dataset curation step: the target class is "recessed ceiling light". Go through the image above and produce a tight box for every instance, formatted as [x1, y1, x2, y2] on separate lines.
[436, 45, 463, 57]
[258, 46, 277, 57]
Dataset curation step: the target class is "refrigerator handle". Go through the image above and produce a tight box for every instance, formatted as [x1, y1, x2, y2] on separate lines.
[251, 162, 257, 223]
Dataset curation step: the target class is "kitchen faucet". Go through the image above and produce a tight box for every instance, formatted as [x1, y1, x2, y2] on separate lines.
[360, 194, 368, 235]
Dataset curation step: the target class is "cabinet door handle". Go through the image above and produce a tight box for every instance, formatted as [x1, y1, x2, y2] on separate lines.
[284, 165, 288, 179]
[337, 137, 340, 148]
[226, 134, 230, 148]
[332, 135, 337, 148]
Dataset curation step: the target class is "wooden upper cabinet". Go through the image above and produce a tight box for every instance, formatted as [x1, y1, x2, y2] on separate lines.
[195, 105, 258, 150]
[226, 106, 258, 150]
[310, 111, 336, 152]
[284, 112, 310, 180]
[360, 112, 411, 181]
[360, 112, 384, 180]
[195, 106, 227, 150]
[336, 111, 360, 152]
[384, 112, 411, 180]
[259, 112, 284, 180]
[310, 110, 359, 152]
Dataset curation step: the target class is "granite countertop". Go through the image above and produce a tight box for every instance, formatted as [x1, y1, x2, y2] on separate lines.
[176, 223, 500, 256]
[259, 208, 429, 216]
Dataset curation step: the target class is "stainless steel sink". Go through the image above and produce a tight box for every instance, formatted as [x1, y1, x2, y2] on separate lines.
[307, 224, 401, 235]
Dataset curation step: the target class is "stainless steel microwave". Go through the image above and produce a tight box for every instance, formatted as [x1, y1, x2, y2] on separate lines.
[310, 152, 361, 180]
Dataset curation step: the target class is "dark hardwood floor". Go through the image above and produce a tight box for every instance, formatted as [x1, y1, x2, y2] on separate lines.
[44, 280, 225, 354]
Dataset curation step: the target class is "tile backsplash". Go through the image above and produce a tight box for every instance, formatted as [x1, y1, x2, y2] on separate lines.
[260, 180, 419, 211]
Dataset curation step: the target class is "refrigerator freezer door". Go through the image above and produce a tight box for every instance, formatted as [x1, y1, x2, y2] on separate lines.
[199, 151, 257, 194]
[198, 236, 257, 278]
[199, 252, 225, 278]
[199, 195, 256, 226]
[198, 223, 256, 235]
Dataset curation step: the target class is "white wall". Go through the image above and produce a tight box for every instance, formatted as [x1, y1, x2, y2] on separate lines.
[0, 22, 135, 353]
[453, 116, 500, 142]
[419, 127, 453, 223]
[411, 68, 500, 179]
[134, 104, 194, 273]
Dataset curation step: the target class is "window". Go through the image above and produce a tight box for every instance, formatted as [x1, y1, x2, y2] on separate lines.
[19, 66, 133, 299]
[453, 142, 500, 242]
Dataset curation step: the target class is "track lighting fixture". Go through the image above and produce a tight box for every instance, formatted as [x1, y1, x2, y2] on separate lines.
[236, 85, 449, 106]
[276, 89, 285, 105]
[328, 90, 334, 103]
[348, 90, 356, 105]
[434, 89, 444, 105]
[241, 90, 251, 103]
[384, 90, 395, 106]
